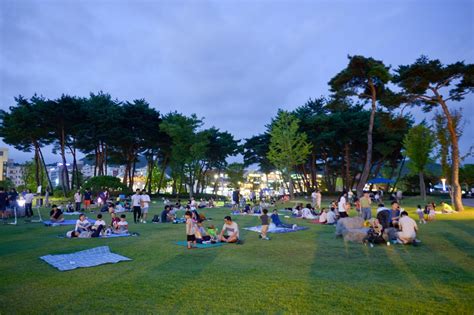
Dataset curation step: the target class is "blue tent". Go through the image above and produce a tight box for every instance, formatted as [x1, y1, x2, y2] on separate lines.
[367, 178, 394, 184]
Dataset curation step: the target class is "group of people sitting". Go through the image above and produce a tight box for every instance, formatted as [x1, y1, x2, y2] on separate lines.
[364, 201, 419, 246]
[65, 211, 130, 238]
[185, 214, 240, 249]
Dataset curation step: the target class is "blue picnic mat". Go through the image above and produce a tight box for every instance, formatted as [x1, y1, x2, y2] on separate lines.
[44, 219, 96, 226]
[40, 246, 131, 271]
[175, 241, 224, 248]
[244, 225, 309, 234]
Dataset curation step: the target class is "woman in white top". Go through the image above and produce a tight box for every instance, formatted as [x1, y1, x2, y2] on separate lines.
[338, 192, 348, 218]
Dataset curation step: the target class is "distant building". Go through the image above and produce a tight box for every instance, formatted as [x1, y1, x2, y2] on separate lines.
[6, 159, 25, 187]
[0, 148, 8, 181]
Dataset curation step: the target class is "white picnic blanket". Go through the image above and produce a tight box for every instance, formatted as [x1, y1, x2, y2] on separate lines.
[40, 246, 131, 271]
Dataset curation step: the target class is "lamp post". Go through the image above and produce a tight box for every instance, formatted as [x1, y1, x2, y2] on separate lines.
[441, 178, 447, 192]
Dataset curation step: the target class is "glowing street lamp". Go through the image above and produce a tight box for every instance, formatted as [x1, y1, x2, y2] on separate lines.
[441, 178, 447, 192]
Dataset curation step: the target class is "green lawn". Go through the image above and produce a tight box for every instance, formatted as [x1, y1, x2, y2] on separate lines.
[0, 197, 473, 314]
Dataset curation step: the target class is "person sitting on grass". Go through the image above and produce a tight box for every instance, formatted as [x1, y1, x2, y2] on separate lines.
[259, 209, 270, 240]
[108, 203, 116, 214]
[397, 211, 419, 245]
[376, 204, 391, 229]
[161, 205, 171, 223]
[326, 208, 337, 225]
[75, 214, 91, 232]
[50, 205, 65, 223]
[196, 220, 211, 243]
[301, 204, 317, 219]
[390, 201, 401, 228]
[94, 213, 106, 229]
[115, 214, 129, 234]
[207, 225, 219, 242]
[185, 210, 197, 249]
[110, 212, 120, 230]
[440, 202, 455, 213]
[271, 209, 292, 228]
[219, 216, 239, 243]
[318, 208, 328, 224]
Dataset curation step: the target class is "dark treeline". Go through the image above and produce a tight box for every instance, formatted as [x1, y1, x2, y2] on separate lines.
[0, 92, 240, 197]
[0, 55, 472, 211]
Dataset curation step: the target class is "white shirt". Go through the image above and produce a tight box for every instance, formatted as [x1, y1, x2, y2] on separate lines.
[319, 211, 327, 223]
[301, 208, 315, 219]
[131, 194, 142, 207]
[399, 216, 418, 237]
[338, 197, 347, 212]
[24, 193, 35, 203]
[311, 192, 317, 200]
[141, 194, 150, 208]
[222, 222, 239, 238]
[94, 219, 106, 226]
[74, 193, 82, 203]
[75, 219, 91, 231]
[327, 211, 336, 224]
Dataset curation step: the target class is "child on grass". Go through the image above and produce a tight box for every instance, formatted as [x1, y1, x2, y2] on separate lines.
[207, 225, 219, 242]
[75, 214, 91, 232]
[115, 214, 129, 234]
[185, 210, 196, 249]
[259, 209, 270, 240]
[416, 205, 426, 224]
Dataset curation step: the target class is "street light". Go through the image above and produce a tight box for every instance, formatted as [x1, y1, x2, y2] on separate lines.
[441, 178, 447, 192]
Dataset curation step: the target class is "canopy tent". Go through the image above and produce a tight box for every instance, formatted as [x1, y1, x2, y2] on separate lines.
[367, 178, 394, 184]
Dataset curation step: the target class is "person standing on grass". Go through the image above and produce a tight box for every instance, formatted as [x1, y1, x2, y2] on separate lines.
[315, 190, 322, 210]
[8, 188, 18, 215]
[74, 190, 82, 212]
[259, 209, 270, 240]
[24, 189, 35, 219]
[131, 189, 142, 224]
[185, 210, 197, 249]
[337, 191, 348, 218]
[84, 189, 92, 211]
[311, 190, 317, 208]
[140, 189, 150, 223]
[360, 191, 372, 220]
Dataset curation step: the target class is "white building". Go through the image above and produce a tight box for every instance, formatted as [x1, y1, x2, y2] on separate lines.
[6, 159, 25, 187]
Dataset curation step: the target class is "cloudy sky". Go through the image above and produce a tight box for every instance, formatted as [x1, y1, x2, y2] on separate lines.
[1, 0, 473, 164]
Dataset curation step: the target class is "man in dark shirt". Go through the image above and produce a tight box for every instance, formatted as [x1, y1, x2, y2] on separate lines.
[0, 187, 8, 223]
[49, 205, 64, 222]
[160, 205, 170, 223]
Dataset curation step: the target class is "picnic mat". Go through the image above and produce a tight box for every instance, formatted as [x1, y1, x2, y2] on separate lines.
[63, 212, 83, 216]
[175, 241, 224, 248]
[58, 233, 137, 239]
[244, 225, 309, 234]
[44, 219, 96, 226]
[40, 246, 131, 271]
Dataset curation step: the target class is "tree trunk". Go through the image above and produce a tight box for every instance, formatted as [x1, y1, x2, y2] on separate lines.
[356, 82, 377, 197]
[38, 147, 53, 194]
[33, 144, 40, 187]
[157, 155, 169, 194]
[344, 143, 351, 191]
[437, 94, 464, 211]
[310, 152, 317, 189]
[419, 171, 426, 201]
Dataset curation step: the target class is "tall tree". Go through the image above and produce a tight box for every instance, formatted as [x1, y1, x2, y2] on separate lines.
[160, 112, 209, 197]
[267, 111, 312, 199]
[393, 56, 473, 211]
[0, 95, 54, 193]
[226, 162, 245, 189]
[403, 124, 436, 201]
[329, 55, 392, 196]
[109, 99, 161, 189]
